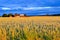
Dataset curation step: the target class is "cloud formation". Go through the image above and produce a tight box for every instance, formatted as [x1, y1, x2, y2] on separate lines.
[1, 7, 60, 11]
[22, 7, 53, 10]
[2, 7, 11, 10]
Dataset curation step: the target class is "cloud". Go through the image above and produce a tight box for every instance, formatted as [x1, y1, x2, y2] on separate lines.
[1, 6, 60, 11]
[22, 7, 55, 10]
[2, 7, 11, 10]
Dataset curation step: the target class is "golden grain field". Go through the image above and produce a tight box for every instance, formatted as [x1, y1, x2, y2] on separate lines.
[0, 16, 60, 40]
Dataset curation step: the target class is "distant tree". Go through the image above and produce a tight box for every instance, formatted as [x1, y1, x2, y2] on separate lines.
[8, 13, 14, 17]
[2, 14, 8, 17]
[24, 14, 27, 16]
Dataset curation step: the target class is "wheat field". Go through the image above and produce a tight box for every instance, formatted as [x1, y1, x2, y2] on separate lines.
[0, 16, 60, 40]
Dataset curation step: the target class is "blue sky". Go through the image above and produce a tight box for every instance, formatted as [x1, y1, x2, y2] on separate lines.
[0, 0, 60, 15]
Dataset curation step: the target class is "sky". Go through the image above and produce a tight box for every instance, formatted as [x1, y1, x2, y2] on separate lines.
[0, 0, 60, 15]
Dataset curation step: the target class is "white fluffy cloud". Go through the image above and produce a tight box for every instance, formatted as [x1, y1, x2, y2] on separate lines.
[2, 7, 11, 10]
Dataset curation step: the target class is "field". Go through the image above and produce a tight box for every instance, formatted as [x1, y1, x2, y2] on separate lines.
[0, 16, 60, 40]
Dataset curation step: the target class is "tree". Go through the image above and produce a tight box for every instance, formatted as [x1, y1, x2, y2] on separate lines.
[8, 13, 14, 17]
[2, 14, 8, 17]
[24, 14, 27, 16]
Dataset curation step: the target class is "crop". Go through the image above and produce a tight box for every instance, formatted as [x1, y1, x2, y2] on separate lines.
[0, 16, 60, 40]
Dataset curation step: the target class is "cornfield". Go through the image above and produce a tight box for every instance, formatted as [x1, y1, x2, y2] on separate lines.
[0, 16, 60, 40]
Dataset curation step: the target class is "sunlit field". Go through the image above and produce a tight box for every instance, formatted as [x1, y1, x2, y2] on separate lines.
[0, 16, 60, 40]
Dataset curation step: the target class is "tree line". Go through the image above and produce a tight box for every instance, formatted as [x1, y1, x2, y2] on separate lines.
[0, 13, 27, 17]
[0, 13, 60, 17]
[2, 13, 14, 17]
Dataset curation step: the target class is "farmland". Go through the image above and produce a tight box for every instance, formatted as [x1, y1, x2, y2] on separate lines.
[0, 16, 60, 40]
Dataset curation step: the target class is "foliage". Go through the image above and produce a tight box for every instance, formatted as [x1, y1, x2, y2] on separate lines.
[8, 13, 14, 17]
[2, 14, 8, 17]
